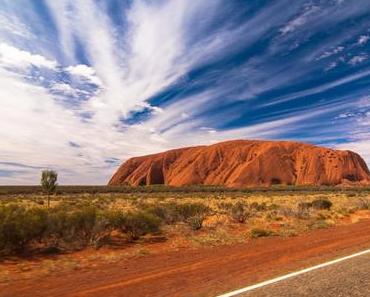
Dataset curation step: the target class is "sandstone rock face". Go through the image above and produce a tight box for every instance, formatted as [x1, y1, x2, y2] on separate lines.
[108, 140, 370, 187]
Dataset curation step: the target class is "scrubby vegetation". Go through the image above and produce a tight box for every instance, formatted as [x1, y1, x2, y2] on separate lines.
[0, 203, 163, 255]
[311, 198, 332, 210]
[0, 187, 369, 257]
[230, 202, 250, 223]
[1, 185, 369, 196]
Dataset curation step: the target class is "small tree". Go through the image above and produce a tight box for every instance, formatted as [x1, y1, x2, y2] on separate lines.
[41, 170, 58, 208]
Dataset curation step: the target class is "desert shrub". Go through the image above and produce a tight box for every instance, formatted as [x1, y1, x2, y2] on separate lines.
[296, 202, 312, 219]
[265, 211, 283, 221]
[268, 203, 280, 210]
[217, 202, 233, 213]
[250, 228, 274, 238]
[174, 203, 210, 221]
[25, 207, 49, 242]
[46, 208, 86, 248]
[316, 212, 331, 220]
[0, 202, 164, 254]
[89, 210, 124, 248]
[278, 205, 310, 219]
[278, 206, 295, 218]
[230, 202, 250, 223]
[119, 212, 161, 241]
[337, 207, 350, 216]
[0, 205, 48, 254]
[311, 199, 332, 210]
[68, 206, 97, 238]
[145, 204, 176, 224]
[187, 215, 204, 230]
[250, 202, 267, 211]
[47, 207, 127, 248]
[297, 202, 312, 211]
[145, 202, 209, 224]
[356, 198, 370, 210]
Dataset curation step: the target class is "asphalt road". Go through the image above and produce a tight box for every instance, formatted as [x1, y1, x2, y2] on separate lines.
[238, 252, 370, 297]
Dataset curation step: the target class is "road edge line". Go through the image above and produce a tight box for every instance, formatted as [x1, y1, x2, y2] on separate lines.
[217, 248, 370, 297]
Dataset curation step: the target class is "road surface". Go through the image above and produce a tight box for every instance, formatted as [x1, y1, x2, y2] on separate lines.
[220, 251, 370, 297]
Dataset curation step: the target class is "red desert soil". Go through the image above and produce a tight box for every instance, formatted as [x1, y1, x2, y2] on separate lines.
[109, 140, 370, 187]
[1, 219, 370, 297]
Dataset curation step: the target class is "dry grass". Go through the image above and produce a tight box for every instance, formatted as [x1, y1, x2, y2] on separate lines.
[0, 189, 369, 283]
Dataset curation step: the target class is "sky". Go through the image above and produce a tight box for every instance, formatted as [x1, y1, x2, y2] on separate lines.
[0, 0, 370, 185]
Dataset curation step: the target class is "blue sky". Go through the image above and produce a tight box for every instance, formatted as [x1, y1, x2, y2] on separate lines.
[0, 0, 369, 185]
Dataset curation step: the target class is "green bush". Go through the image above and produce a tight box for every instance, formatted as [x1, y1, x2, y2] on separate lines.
[174, 203, 209, 221]
[217, 202, 233, 212]
[250, 202, 267, 211]
[0, 205, 48, 254]
[46, 207, 128, 248]
[45, 206, 98, 248]
[297, 202, 312, 211]
[356, 198, 370, 210]
[0, 203, 162, 255]
[312, 199, 332, 210]
[144, 204, 176, 224]
[120, 212, 161, 241]
[230, 202, 250, 223]
[145, 202, 209, 224]
[187, 216, 204, 230]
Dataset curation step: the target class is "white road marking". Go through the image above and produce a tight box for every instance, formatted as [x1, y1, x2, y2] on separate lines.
[217, 248, 370, 297]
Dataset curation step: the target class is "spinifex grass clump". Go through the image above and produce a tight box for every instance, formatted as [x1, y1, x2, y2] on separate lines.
[311, 198, 332, 210]
[230, 202, 250, 223]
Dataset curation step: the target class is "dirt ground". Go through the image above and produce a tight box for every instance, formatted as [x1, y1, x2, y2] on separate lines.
[1, 216, 369, 297]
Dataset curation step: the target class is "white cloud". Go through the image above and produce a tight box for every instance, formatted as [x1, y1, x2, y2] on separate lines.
[0, 42, 57, 69]
[280, 5, 319, 35]
[349, 54, 368, 65]
[51, 82, 78, 97]
[317, 46, 344, 60]
[357, 35, 370, 45]
[325, 62, 338, 71]
[335, 112, 355, 119]
[66, 64, 102, 86]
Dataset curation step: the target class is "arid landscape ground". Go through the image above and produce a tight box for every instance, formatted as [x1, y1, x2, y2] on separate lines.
[0, 186, 369, 296]
[2, 1, 370, 296]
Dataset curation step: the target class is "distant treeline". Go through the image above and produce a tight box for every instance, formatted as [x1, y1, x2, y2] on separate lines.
[0, 185, 369, 195]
